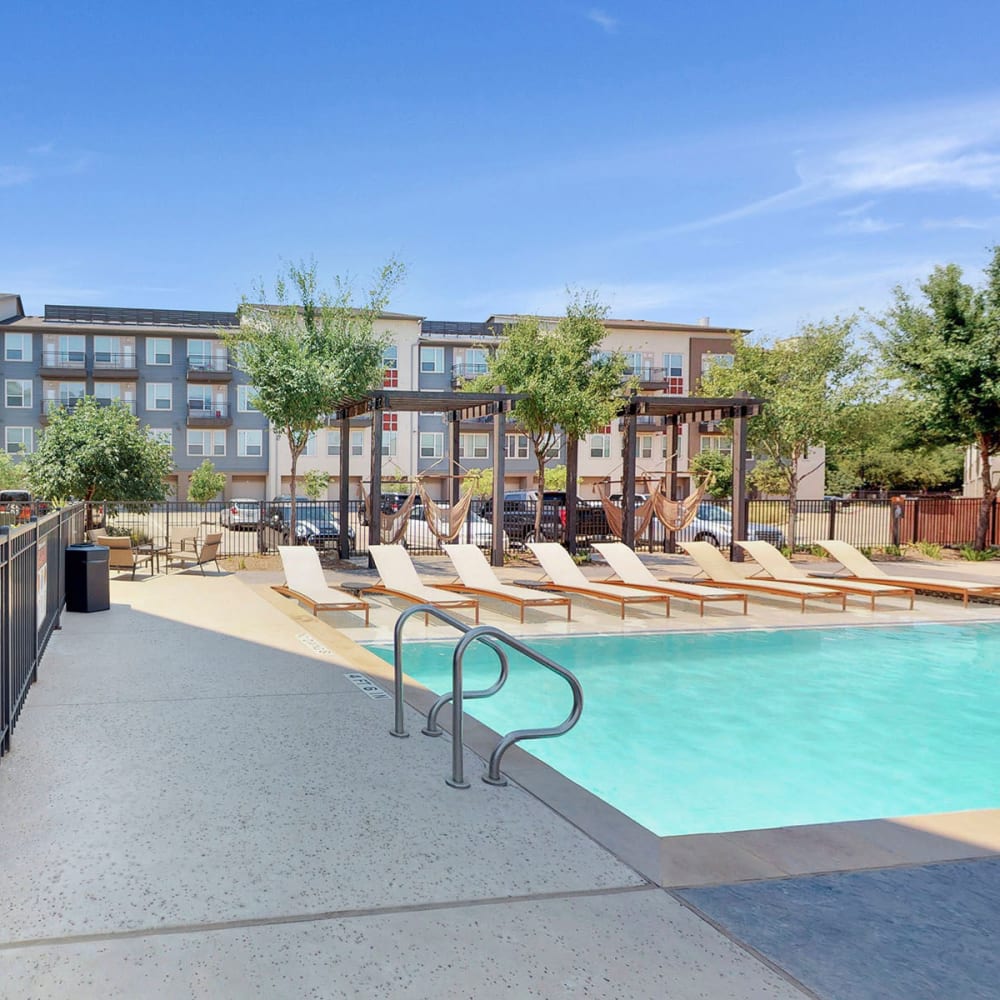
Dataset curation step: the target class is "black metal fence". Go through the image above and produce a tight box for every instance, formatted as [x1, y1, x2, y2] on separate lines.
[1, 504, 85, 764]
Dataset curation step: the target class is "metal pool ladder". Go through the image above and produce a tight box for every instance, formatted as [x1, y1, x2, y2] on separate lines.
[390, 604, 583, 788]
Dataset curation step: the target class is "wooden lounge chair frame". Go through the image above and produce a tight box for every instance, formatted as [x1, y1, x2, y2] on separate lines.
[819, 540, 1000, 608]
[97, 535, 153, 580]
[272, 546, 370, 625]
[737, 540, 915, 611]
[438, 544, 572, 623]
[593, 542, 748, 616]
[365, 545, 480, 623]
[679, 541, 847, 613]
[166, 532, 223, 575]
[528, 543, 671, 620]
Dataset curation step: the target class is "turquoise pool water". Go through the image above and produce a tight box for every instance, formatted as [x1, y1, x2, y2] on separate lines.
[368, 624, 1000, 836]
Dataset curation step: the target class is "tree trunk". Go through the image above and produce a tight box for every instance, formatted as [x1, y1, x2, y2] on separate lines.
[974, 438, 997, 551]
[786, 465, 799, 551]
[533, 448, 547, 542]
[289, 438, 299, 544]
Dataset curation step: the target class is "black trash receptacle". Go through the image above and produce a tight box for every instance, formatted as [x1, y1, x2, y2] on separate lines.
[65, 543, 110, 613]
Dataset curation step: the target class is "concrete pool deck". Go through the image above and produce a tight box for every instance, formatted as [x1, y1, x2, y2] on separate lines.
[1, 553, 999, 997]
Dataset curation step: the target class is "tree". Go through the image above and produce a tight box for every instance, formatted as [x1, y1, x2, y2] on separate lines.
[226, 257, 404, 539]
[0, 452, 26, 491]
[689, 450, 732, 499]
[302, 469, 331, 500]
[187, 460, 227, 503]
[877, 248, 1000, 549]
[471, 291, 631, 540]
[25, 397, 172, 528]
[462, 466, 494, 498]
[699, 319, 865, 543]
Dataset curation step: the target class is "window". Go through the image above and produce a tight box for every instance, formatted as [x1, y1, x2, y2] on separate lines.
[94, 335, 125, 365]
[419, 346, 444, 373]
[663, 353, 684, 394]
[146, 383, 172, 411]
[238, 429, 263, 457]
[4, 333, 32, 362]
[383, 345, 398, 388]
[661, 424, 684, 459]
[147, 338, 172, 365]
[505, 434, 529, 459]
[420, 432, 444, 459]
[187, 339, 214, 370]
[147, 428, 172, 447]
[302, 431, 317, 457]
[700, 436, 733, 457]
[622, 351, 648, 378]
[5, 379, 32, 408]
[463, 348, 488, 377]
[589, 434, 611, 459]
[327, 429, 341, 456]
[237, 384, 259, 412]
[459, 433, 489, 459]
[187, 385, 213, 412]
[350, 430, 364, 456]
[381, 414, 398, 457]
[187, 429, 225, 456]
[701, 352, 734, 376]
[58, 335, 85, 363]
[638, 435, 654, 460]
[5, 427, 32, 453]
[57, 382, 86, 406]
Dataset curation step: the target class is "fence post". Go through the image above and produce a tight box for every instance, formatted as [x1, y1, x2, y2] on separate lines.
[911, 498, 920, 544]
[827, 499, 837, 540]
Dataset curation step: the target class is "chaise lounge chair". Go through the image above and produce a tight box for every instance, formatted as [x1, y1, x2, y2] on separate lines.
[439, 544, 572, 622]
[593, 542, 748, 616]
[737, 540, 915, 611]
[818, 540, 1000, 608]
[528, 542, 671, 619]
[272, 545, 370, 625]
[366, 544, 480, 622]
[678, 541, 847, 612]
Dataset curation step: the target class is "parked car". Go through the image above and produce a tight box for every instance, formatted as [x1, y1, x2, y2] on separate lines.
[478, 491, 609, 547]
[267, 500, 355, 552]
[0, 489, 50, 520]
[402, 505, 508, 552]
[675, 502, 786, 549]
[221, 498, 264, 530]
[358, 492, 417, 526]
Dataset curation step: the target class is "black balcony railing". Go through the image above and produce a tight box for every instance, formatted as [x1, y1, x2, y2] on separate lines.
[450, 362, 490, 384]
[187, 401, 230, 419]
[41, 397, 136, 416]
[93, 352, 138, 370]
[187, 355, 229, 373]
[40, 351, 87, 370]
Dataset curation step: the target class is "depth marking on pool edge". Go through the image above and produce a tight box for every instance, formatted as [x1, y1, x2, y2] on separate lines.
[296, 634, 389, 699]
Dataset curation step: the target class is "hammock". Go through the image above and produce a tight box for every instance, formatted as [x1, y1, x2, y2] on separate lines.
[360, 485, 419, 545]
[598, 486, 658, 541]
[416, 483, 476, 543]
[598, 477, 711, 538]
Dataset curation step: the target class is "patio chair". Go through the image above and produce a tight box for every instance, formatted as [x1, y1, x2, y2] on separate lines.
[819, 540, 1000, 608]
[167, 524, 201, 555]
[96, 535, 154, 580]
[678, 541, 847, 613]
[737, 541, 915, 611]
[593, 542, 748, 616]
[166, 531, 223, 575]
[527, 542, 671, 619]
[439, 544, 572, 622]
[272, 545, 370, 625]
[365, 545, 480, 623]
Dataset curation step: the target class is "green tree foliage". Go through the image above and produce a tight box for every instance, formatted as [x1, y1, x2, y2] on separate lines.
[471, 291, 631, 538]
[689, 450, 732, 499]
[187, 460, 227, 503]
[301, 469, 331, 500]
[0, 452, 27, 490]
[462, 466, 494, 498]
[226, 257, 404, 536]
[699, 319, 865, 542]
[25, 396, 172, 527]
[877, 247, 1000, 548]
[542, 465, 570, 491]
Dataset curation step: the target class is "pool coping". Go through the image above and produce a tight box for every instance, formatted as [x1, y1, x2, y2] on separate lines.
[257, 585, 1000, 888]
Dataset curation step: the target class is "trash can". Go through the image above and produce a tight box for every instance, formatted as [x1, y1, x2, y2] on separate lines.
[65, 543, 111, 613]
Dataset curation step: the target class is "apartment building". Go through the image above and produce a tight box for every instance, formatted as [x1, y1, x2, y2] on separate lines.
[1, 300, 270, 499]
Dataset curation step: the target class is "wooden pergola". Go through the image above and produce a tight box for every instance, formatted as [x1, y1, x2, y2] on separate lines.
[333, 389, 762, 566]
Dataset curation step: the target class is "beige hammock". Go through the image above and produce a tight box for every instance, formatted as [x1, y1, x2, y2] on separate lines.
[415, 483, 475, 543]
[360, 485, 419, 545]
[598, 477, 711, 539]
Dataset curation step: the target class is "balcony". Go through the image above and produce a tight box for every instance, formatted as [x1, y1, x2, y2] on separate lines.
[186, 354, 232, 382]
[625, 367, 685, 393]
[38, 351, 88, 378]
[450, 362, 490, 387]
[186, 401, 232, 428]
[92, 352, 139, 379]
[39, 397, 136, 424]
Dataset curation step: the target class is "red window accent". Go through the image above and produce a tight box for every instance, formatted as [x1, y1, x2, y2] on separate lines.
[598, 424, 611, 434]
[382, 412, 398, 431]
[383, 368, 398, 388]
[665, 377, 684, 395]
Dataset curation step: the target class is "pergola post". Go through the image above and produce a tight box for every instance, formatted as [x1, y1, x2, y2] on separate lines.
[449, 414, 461, 506]
[369, 401, 383, 567]
[664, 417, 679, 554]
[730, 404, 749, 562]
[621, 404, 637, 549]
[338, 414, 351, 560]
[565, 434, 579, 555]
[491, 403, 506, 567]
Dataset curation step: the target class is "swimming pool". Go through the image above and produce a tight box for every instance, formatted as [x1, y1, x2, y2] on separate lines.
[369, 623, 1000, 837]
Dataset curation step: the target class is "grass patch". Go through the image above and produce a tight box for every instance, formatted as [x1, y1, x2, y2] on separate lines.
[913, 541, 943, 559]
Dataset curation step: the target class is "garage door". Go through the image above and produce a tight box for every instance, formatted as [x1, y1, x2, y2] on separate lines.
[231, 476, 266, 500]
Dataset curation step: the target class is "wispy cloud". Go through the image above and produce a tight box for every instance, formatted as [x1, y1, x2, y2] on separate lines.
[585, 8, 618, 33]
[0, 165, 34, 187]
[921, 215, 1000, 230]
[829, 216, 900, 235]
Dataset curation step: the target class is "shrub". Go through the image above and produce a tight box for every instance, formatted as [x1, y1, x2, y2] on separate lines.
[913, 541, 943, 559]
[960, 546, 997, 562]
[882, 544, 904, 557]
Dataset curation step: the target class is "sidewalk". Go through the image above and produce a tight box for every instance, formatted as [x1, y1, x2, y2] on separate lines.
[0, 571, 806, 998]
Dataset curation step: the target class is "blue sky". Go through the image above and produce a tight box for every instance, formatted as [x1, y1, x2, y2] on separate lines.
[4, 1, 1000, 336]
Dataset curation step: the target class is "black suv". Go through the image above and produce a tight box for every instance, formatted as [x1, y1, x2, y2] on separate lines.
[478, 491, 610, 547]
[266, 499, 356, 552]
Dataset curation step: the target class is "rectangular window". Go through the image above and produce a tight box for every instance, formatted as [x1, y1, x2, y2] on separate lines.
[505, 434, 529, 459]
[238, 429, 263, 457]
[146, 383, 172, 410]
[59, 335, 86, 363]
[459, 433, 489, 459]
[638, 435, 654, 460]
[5, 426, 32, 453]
[187, 339, 213, 369]
[327, 429, 341, 456]
[57, 382, 86, 405]
[302, 431, 317, 457]
[187, 429, 226, 456]
[419, 346, 444, 373]
[147, 337, 172, 365]
[382, 432, 397, 457]
[187, 385, 212, 410]
[5, 379, 32, 408]
[701, 352, 734, 375]
[4, 333, 32, 362]
[236, 384, 259, 412]
[663, 353, 684, 395]
[350, 430, 364, 456]
[420, 432, 444, 459]
[622, 351, 647, 378]
[147, 428, 172, 447]
[94, 336, 119, 364]
[589, 434, 611, 459]
[383, 344, 398, 388]
[700, 436, 733, 456]
[382, 412, 398, 431]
